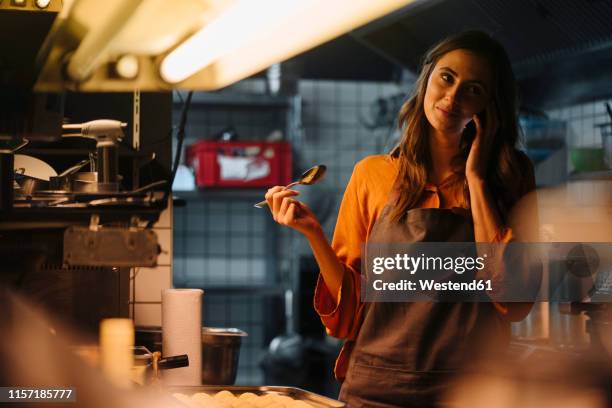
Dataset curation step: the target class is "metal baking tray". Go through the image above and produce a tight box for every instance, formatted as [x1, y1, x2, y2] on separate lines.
[169, 385, 345, 407]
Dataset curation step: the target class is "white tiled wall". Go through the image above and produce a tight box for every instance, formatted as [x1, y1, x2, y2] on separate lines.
[131, 199, 173, 326]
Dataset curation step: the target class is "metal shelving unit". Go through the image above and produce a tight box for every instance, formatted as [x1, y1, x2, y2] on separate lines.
[172, 91, 303, 385]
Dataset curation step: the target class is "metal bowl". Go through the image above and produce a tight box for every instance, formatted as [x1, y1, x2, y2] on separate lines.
[202, 327, 247, 385]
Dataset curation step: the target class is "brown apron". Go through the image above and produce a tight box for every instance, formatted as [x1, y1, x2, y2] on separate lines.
[339, 192, 508, 408]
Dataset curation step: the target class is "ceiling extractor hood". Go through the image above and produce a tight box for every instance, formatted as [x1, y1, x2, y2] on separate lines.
[34, 0, 417, 92]
[342, 0, 612, 106]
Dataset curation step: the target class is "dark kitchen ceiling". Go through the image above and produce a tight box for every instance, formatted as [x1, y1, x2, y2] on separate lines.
[289, 0, 612, 108]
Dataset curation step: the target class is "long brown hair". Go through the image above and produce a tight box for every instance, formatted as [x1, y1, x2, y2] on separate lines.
[388, 30, 525, 223]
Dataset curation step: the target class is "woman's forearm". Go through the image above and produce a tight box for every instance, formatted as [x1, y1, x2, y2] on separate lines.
[304, 227, 345, 304]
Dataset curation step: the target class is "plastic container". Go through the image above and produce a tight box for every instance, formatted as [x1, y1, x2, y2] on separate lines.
[186, 141, 292, 188]
[570, 147, 606, 172]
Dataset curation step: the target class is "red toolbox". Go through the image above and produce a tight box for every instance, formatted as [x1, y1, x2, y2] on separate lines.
[186, 140, 293, 188]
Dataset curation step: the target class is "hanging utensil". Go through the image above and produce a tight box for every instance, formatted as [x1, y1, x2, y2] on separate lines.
[254, 164, 326, 208]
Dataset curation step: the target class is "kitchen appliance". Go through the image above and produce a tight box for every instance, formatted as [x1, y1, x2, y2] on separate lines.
[62, 120, 126, 191]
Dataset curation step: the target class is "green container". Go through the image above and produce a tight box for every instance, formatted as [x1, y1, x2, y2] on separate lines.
[570, 147, 606, 172]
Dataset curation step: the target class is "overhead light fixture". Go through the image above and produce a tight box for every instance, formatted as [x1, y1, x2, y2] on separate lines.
[65, 0, 145, 82]
[161, 0, 414, 88]
[35, 0, 415, 91]
[160, 0, 314, 83]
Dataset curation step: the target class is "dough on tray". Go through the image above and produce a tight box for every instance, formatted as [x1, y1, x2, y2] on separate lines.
[238, 392, 258, 400]
[215, 390, 237, 400]
[175, 390, 315, 408]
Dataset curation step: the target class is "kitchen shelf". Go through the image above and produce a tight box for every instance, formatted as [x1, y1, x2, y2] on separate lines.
[174, 92, 294, 108]
[0, 205, 162, 230]
[174, 189, 268, 201]
[22, 146, 151, 158]
[568, 170, 612, 181]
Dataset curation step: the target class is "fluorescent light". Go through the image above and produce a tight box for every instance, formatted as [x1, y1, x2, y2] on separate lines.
[161, 0, 414, 86]
[37, 0, 414, 91]
[160, 0, 311, 84]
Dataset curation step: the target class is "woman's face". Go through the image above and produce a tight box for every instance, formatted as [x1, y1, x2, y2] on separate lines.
[423, 48, 492, 136]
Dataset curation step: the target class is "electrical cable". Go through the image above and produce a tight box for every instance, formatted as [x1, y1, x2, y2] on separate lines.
[149, 91, 193, 227]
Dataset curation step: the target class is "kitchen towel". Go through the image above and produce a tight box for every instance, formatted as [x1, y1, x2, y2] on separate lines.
[162, 288, 203, 385]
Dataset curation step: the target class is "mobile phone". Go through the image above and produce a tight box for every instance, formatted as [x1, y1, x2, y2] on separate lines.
[462, 111, 485, 146]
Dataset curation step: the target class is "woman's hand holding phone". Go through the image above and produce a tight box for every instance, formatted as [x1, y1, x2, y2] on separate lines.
[465, 103, 499, 180]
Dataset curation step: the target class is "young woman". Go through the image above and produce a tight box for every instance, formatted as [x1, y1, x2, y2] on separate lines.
[264, 31, 538, 407]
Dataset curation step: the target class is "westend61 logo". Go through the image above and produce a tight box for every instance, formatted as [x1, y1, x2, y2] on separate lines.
[364, 242, 612, 302]
[371, 253, 487, 275]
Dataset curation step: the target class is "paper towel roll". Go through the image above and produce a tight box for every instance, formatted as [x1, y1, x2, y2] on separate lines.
[162, 288, 203, 385]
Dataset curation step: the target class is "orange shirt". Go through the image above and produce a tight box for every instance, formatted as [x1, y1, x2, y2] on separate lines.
[313, 153, 535, 381]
